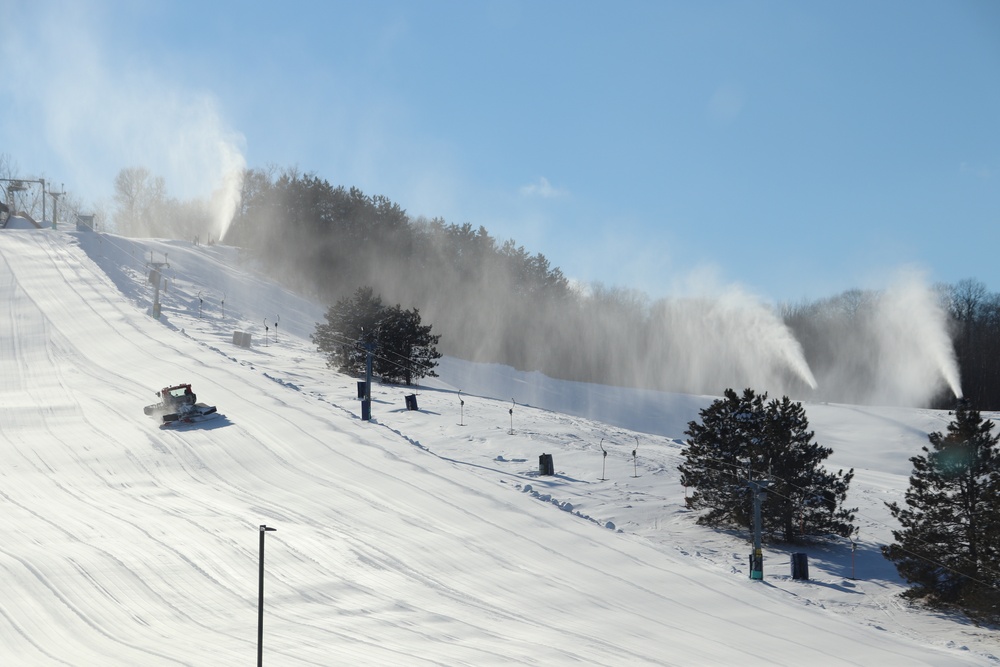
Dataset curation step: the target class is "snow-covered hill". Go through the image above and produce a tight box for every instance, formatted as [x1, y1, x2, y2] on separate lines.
[0, 228, 995, 665]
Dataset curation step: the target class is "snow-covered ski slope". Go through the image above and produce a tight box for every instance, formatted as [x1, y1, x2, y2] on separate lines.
[0, 228, 996, 665]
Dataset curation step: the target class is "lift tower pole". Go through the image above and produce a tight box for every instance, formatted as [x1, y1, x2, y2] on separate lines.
[748, 479, 769, 580]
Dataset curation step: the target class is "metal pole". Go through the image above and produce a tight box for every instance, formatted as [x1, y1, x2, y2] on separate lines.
[258, 525, 277, 667]
[851, 539, 857, 580]
[632, 436, 639, 478]
[599, 438, 607, 481]
[49, 186, 65, 231]
[748, 481, 767, 580]
[366, 344, 373, 403]
[364, 341, 374, 416]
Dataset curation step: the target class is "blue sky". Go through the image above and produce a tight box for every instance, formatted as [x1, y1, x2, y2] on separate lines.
[2, 0, 998, 303]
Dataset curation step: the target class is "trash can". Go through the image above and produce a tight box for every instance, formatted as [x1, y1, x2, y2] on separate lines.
[357, 381, 367, 399]
[791, 553, 809, 580]
[361, 399, 371, 421]
[405, 394, 418, 411]
[539, 453, 554, 476]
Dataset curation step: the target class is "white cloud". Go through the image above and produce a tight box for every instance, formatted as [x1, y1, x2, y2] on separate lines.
[519, 176, 567, 198]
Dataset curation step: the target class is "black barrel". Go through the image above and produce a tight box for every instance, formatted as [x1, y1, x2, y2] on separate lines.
[791, 553, 809, 580]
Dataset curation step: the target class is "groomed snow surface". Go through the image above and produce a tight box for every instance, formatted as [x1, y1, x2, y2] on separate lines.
[0, 227, 996, 666]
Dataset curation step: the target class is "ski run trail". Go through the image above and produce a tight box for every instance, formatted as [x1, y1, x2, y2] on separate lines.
[0, 227, 997, 666]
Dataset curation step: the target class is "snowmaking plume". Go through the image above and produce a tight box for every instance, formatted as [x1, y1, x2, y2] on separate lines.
[797, 268, 962, 407]
[210, 143, 246, 244]
[1, 2, 246, 238]
[872, 269, 962, 404]
[643, 283, 818, 397]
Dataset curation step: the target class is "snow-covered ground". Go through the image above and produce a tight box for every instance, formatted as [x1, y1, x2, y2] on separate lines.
[0, 226, 996, 665]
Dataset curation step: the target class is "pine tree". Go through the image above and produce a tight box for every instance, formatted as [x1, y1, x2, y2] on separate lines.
[679, 388, 768, 529]
[883, 400, 1000, 620]
[312, 287, 385, 374]
[761, 396, 855, 541]
[374, 304, 442, 385]
[313, 287, 442, 385]
[679, 388, 855, 542]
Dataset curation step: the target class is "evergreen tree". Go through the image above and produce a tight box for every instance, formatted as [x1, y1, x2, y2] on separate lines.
[883, 400, 1000, 620]
[374, 305, 442, 385]
[679, 388, 768, 529]
[760, 396, 855, 541]
[312, 287, 385, 375]
[679, 388, 855, 542]
[313, 287, 442, 384]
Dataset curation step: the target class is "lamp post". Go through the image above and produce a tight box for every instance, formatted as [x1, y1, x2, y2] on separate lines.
[257, 524, 277, 667]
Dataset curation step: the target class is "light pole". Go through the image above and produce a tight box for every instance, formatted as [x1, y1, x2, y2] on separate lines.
[257, 524, 277, 667]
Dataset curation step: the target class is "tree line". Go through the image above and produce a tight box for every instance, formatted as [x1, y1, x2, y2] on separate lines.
[222, 167, 1000, 409]
[225, 167, 576, 372]
[942, 278, 1000, 409]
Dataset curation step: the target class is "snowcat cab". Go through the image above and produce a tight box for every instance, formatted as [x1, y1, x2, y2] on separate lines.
[144, 383, 217, 426]
[160, 384, 196, 408]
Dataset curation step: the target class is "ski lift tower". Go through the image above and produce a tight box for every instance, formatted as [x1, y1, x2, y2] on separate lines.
[1, 180, 26, 227]
[0, 178, 46, 225]
[147, 253, 170, 319]
[48, 184, 66, 230]
[748, 479, 770, 580]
